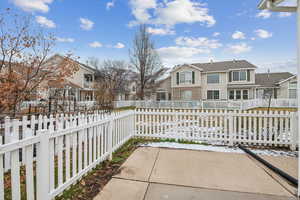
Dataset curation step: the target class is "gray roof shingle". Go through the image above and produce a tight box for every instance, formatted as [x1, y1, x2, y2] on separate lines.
[186, 60, 257, 72]
[255, 72, 295, 87]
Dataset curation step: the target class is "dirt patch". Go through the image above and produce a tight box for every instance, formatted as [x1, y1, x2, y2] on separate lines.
[56, 138, 148, 200]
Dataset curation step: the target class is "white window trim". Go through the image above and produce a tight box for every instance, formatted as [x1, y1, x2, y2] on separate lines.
[207, 73, 220, 84]
[207, 90, 220, 100]
[231, 70, 247, 82]
[228, 89, 249, 100]
[179, 71, 193, 84]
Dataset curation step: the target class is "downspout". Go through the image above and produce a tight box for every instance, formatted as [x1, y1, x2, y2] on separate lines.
[297, 0, 300, 196]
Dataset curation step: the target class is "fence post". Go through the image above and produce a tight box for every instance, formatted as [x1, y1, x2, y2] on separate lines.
[291, 112, 298, 151]
[133, 109, 136, 137]
[175, 110, 179, 141]
[36, 130, 50, 200]
[108, 114, 113, 161]
[228, 111, 234, 146]
[4, 116, 11, 171]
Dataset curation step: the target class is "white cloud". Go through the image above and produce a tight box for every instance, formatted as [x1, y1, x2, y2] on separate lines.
[56, 37, 75, 43]
[114, 42, 125, 49]
[36, 16, 56, 28]
[254, 29, 273, 39]
[79, 18, 94, 30]
[89, 41, 102, 48]
[129, 0, 157, 25]
[227, 43, 252, 54]
[129, 0, 215, 27]
[147, 27, 175, 35]
[157, 46, 211, 67]
[232, 31, 246, 40]
[212, 32, 220, 37]
[175, 36, 222, 49]
[278, 12, 292, 18]
[155, 0, 215, 27]
[256, 10, 271, 19]
[256, 59, 297, 74]
[106, 1, 115, 10]
[11, 0, 53, 13]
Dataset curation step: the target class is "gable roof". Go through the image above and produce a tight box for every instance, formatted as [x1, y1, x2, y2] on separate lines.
[255, 72, 295, 87]
[45, 54, 98, 73]
[178, 60, 257, 73]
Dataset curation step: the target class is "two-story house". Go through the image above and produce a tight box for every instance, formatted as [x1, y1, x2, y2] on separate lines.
[169, 60, 257, 101]
[154, 60, 297, 101]
[41, 54, 97, 102]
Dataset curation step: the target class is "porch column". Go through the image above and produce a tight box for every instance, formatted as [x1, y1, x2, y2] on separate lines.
[297, 0, 300, 196]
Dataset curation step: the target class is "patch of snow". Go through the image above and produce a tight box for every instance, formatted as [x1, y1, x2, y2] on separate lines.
[142, 142, 297, 157]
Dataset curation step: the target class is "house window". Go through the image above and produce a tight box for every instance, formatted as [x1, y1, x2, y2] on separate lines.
[179, 71, 193, 84]
[84, 74, 93, 82]
[232, 71, 247, 81]
[181, 90, 192, 100]
[229, 89, 249, 100]
[157, 92, 166, 101]
[289, 82, 297, 99]
[236, 90, 241, 100]
[289, 90, 297, 99]
[243, 90, 248, 100]
[207, 90, 219, 100]
[229, 90, 235, 100]
[207, 73, 220, 84]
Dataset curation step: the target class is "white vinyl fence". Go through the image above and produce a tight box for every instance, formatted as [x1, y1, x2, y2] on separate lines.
[0, 108, 298, 200]
[0, 110, 134, 200]
[114, 99, 298, 110]
[135, 108, 298, 148]
[114, 100, 201, 109]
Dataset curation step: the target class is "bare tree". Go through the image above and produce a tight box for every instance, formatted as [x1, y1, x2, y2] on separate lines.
[130, 24, 166, 100]
[0, 8, 79, 116]
[89, 58, 131, 107]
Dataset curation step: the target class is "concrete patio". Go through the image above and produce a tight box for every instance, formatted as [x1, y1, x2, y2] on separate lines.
[94, 147, 297, 200]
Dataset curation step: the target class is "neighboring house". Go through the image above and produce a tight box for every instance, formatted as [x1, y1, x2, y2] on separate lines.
[255, 72, 297, 99]
[155, 77, 172, 101]
[115, 81, 138, 101]
[41, 54, 97, 102]
[154, 60, 297, 101]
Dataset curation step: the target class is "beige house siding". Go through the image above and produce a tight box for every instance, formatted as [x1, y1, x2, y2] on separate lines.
[157, 77, 172, 93]
[277, 77, 297, 99]
[171, 66, 202, 88]
[201, 72, 228, 100]
[67, 65, 95, 89]
[172, 87, 201, 100]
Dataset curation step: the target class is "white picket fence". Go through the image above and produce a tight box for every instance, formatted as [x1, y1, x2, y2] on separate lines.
[0, 108, 298, 200]
[135, 108, 298, 148]
[114, 100, 201, 109]
[0, 110, 134, 200]
[114, 99, 298, 110]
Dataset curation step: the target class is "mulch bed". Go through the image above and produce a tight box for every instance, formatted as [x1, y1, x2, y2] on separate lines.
[56, 138, 144, 200]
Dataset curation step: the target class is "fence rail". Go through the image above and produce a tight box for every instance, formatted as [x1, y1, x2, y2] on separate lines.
[0, 110, 134, 200]
[135, 108, 298, 148]
[0, 108, 298, 200]
[114, 99, 298, 110]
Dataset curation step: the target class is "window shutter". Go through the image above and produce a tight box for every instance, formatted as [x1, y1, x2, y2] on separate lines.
[229, 72, 232, 82]
[247, 70, 250, 81]
[192, 71, 195, 84]
[176, 72, 179, 85]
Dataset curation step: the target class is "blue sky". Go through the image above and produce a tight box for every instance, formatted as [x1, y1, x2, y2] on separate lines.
[0, 0, 297, 73]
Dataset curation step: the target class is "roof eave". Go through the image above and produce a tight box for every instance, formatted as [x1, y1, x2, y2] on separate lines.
[258, 0, 285, 9]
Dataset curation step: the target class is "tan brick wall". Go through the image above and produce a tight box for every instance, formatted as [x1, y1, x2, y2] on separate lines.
[172, 87, 201, 100]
